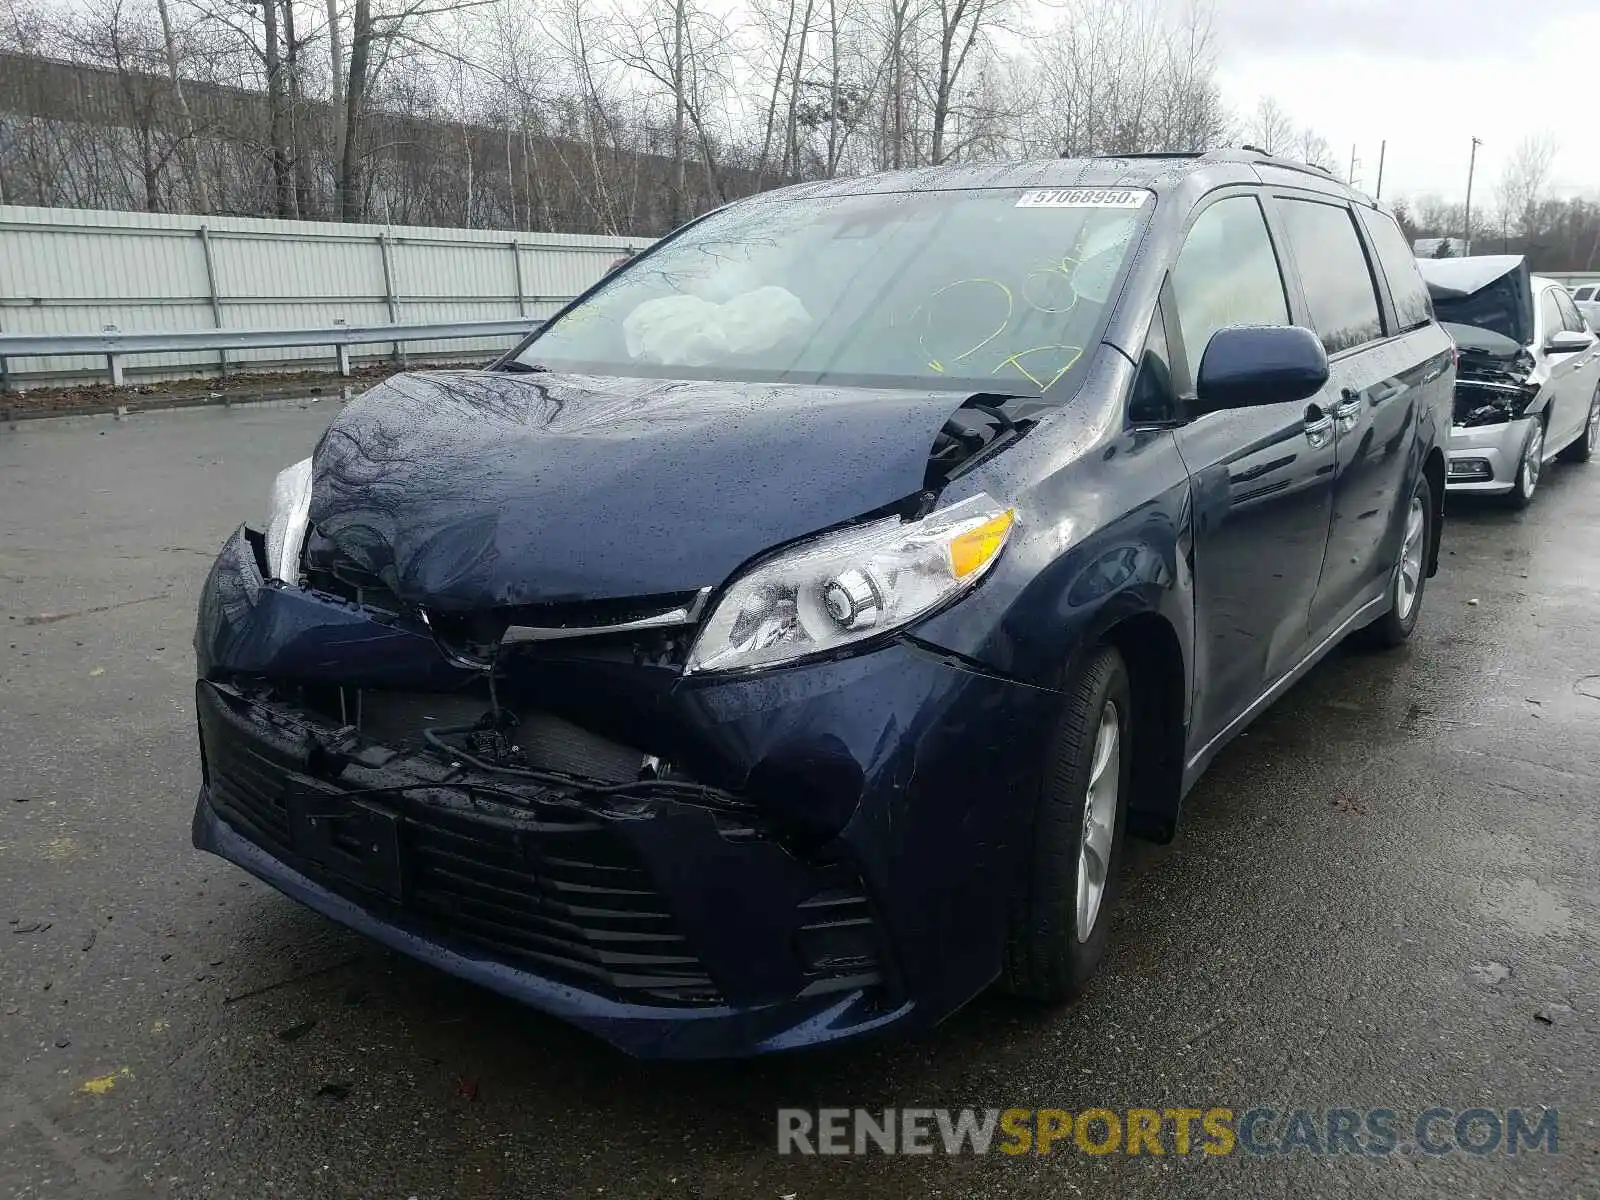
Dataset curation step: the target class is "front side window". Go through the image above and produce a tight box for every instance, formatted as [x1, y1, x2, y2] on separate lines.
[1357, 207, 1433, 332]
[1539, 290, 1564, 342]
[515, 188, 1152, 395]
[1277, 199, 1384, 354]
[1170, 195, 1290, 375]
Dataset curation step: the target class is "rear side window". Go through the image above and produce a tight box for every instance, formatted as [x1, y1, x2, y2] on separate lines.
[1357, 208, 1433, 332]
[1277, 199, 1384, 353]
[1170, 196, 1289, 371]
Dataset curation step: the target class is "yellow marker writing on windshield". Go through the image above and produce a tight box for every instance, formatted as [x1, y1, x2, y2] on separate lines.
[993, 345, 1084, 391]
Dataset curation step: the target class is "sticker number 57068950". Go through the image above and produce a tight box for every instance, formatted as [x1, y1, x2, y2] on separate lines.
[1015, 188, 1150, 209]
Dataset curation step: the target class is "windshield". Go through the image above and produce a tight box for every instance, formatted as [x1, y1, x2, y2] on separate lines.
[513, 187, 1151, 393]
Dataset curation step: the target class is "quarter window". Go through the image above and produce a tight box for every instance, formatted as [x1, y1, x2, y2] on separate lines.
[1554, 288, 1587, 334]
[1357, 207, 1433, 332]
[1277, 199, 1384, 353]
[1129, 303, 1177, 423]
[1170, 196, 1290, 375]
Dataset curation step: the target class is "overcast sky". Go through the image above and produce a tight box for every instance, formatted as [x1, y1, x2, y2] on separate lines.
[1209, 0, 1600, 202]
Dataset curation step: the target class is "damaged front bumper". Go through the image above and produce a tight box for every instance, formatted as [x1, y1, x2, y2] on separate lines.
[192, 526, 1058, 1058]
[1445, 414, 1537, 494]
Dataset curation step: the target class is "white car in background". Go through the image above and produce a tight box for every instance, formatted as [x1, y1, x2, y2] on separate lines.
[1419, 256, 1600, 506]
[1570, 284, 1600, 334]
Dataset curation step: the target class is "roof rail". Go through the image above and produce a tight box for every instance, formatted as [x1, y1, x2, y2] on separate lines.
[1077, 146, 1360, 194]
[1201, 146, 1343, 182]
[1084, 151, 1206, 160]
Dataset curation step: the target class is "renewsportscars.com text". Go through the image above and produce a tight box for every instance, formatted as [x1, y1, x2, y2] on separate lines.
[777, 1106, 1559, 1157]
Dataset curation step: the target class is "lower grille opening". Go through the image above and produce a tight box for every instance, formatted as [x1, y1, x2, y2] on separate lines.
[203, 682, 889, 1011]
[200, 685, 725, 1006]
[795, 887, 885, 994]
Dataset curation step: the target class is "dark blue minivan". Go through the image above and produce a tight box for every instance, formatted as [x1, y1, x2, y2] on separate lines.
[192, 150, 1454, 1058]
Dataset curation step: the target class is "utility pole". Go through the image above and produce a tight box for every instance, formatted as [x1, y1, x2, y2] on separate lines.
[1348, 143, 1359, 187]
[1375, 140, 1386, 200]
[1463, 136, 1482, 255]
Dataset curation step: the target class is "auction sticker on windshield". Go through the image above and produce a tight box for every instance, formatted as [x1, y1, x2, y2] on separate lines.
[1015, 188, 1151, 209]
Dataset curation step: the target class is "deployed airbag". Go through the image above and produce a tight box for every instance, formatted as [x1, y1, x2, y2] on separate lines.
[624, 287, 812, 366]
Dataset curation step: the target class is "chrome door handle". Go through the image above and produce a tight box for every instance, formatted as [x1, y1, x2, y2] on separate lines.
[1332, 388, 1362, 433]
[1304, 403, 1334, 449]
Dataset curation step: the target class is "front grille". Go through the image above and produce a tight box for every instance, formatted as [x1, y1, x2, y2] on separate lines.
[200, 686, 722, 1004]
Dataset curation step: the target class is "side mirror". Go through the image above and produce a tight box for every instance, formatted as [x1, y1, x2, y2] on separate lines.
[1195, 325, 1330, 412]
[1545, 329, 1591, 355]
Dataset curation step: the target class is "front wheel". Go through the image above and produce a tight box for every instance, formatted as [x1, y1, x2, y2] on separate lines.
[1001, 645, 1131, 1002]
[1507, 419, 1545, 508]
[1361, 474, 1433, 649]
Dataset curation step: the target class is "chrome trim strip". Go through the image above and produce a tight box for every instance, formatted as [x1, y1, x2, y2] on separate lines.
[501, 587, 713, 645]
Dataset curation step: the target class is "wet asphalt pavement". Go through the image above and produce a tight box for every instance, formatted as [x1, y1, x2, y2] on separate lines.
[1, 401, 1597, 1199]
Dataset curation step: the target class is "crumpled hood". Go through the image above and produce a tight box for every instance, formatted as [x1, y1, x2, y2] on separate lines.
[307, 370, 969, 609]
[1418, 255, 1534, 348]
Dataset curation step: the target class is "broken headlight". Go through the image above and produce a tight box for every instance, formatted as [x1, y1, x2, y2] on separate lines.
[685, 494, 1015, 674]
[263, 457, 313, 583]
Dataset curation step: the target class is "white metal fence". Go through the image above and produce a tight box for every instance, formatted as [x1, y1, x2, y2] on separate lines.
[0, 205, 652, 386]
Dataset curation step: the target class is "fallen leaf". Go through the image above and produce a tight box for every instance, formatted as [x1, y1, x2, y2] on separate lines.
[79, 1068, 132, 1095]
[277, 1019, 318, 1043]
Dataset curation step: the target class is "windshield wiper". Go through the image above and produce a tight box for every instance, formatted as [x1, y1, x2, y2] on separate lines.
[499, 360, 550, 374]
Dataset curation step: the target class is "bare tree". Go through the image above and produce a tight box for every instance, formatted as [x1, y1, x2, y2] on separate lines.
[922, 0, 1007, 164]
[1247, 95, 1293, 155]
[608, 0, 736, 224]
[1494, 133, 1558, 243]
[5, 0, 1385, 248]
[1296, 127, 1331, 172]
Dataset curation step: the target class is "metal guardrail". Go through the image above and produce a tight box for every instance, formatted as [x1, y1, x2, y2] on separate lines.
[0, 317, 542, 389]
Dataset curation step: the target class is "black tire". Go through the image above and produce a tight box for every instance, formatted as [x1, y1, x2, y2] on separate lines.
[1001, 645, 1131, 1002]
[1506, 418, 1545, 509]
[1361, 473, 1434, 650]
[1557, 387, 1600, 464]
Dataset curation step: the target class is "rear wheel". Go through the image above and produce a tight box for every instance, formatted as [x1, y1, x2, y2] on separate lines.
[1361, 474, 1433, 649]
[1001, 645, 1131, 1002]
[1557, 386, 1600, 464]
[1507, 419, 1545, 508]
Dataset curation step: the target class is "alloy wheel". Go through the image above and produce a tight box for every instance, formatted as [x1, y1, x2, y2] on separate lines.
[1523, 423, 1544, 496]
[1396, 494, 1426, 621]
[1076, 701, 1120, 942]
